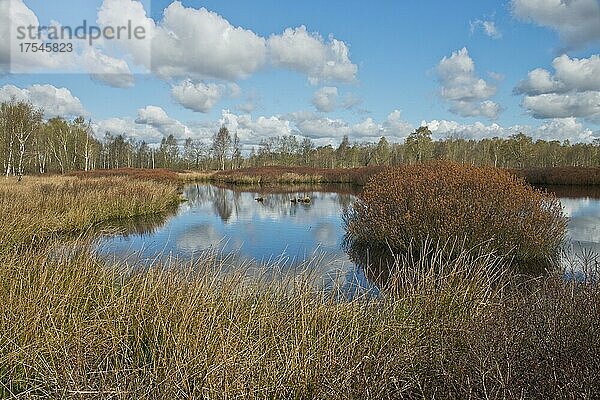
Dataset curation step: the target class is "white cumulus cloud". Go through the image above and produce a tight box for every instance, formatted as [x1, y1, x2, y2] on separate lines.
[0, 0, 135, 87]
[0, 84, 87, 118]
[423, 117, 596, 143]
[268, 26, 358, 84]
[93, 117, 163, 143]
[171, 81, 228, 113]
[98, 0, 266, 81]
[135, 105, 191, 138]
[312, 87, 339, 112]
[220, 110, 294, 143]
[288, 110, 412, 143]
[511, 0, 600, 49]
[515, 54, 600, 123]
[436, 47, 501, 119]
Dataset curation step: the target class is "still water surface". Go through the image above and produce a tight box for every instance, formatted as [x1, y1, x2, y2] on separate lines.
[98, 184, 600, 284]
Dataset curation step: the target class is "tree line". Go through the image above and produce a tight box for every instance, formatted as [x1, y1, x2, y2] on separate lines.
[2, 100, 600, 176]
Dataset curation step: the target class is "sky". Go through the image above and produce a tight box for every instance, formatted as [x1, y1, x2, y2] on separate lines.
[0, 0, 599, 149]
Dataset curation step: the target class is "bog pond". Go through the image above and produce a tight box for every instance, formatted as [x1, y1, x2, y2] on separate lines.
[97, 183, 600, 287]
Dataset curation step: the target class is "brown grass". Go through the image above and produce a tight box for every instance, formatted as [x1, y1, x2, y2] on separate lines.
[430, 275, 600, 398]
[59, 165, 600, 188]
[0, 173, 599, 398]
[0, 241, 502, 399]
[68, 168, 179, 183]
[2, 239, 599, 399]
[0, 176, 180, 250]
[176, 170, 216, 182]
[210, 166, 386, 186]
[187, 165, 600, 188]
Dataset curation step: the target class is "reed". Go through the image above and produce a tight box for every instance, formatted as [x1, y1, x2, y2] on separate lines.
[0, 176, 180, 250]
[1, 173, 598, 399]
[208, 166, 385, 186]
[2, 239, 598, 399]
[67, 168, 179, 183]
[0, 240, 502, 399]
[512, 166, 600, 186]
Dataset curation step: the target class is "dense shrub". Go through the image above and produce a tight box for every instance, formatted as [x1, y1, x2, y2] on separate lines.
[344, 161, 567, 266]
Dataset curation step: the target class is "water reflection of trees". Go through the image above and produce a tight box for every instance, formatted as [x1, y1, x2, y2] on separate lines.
[335, 193, 355, 214]
[184, 185, 237, 222]
[212, 182, 361, 196]
[212, 187, 234, 222]
[344, 241, 396, 289]
[183, 184, 213, 207]
[182, 183, 360, 227]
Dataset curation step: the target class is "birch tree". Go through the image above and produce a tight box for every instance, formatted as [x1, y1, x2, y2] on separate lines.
[0, 100, 42, 177]
[212, 126, 231, 171]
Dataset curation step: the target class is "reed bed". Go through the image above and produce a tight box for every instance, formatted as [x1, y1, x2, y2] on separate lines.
[209, 165, 600, 187]
[0, 176, 180, 250]
[512, 166, 600, 186]
[67, 168, 180, 183]
[209, 166, 385, 186]
[66, 165, 600, 188]
[0, 240, 502, 399]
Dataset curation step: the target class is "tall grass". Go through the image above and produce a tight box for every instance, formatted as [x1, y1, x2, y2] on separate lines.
[68, 168, 180, 183]
[2, 240, 599, 398]
[0, 241, 503, 399]
[209, 166, 385, 186]
[512, 166, 600, 186]
[66, 165, 600, 188]
[0, 176, 180, 250]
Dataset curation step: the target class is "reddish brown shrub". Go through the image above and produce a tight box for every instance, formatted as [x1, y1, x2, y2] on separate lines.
[512, 166, 600, 186]
[345, 161, 567, 265]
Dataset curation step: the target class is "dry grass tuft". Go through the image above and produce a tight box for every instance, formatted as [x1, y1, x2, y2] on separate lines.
[0, 241, 502, 399]
[1, 172, 599, 398]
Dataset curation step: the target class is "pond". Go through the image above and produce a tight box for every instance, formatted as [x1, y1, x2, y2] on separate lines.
[97, 183, 373, 294]
[97, 183, 600, 286]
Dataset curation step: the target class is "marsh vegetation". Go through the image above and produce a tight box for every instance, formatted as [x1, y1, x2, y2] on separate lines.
[0, 164, 599, 398]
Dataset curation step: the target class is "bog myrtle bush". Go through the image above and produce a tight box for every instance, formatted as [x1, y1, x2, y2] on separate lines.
[344, 161, 567, 266]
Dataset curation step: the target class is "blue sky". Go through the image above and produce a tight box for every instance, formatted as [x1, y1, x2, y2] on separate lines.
[0, 0, 599, 147]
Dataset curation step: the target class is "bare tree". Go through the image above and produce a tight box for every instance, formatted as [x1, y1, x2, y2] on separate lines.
[232, 132, 241, 169]
[212, 126, 231, 171]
